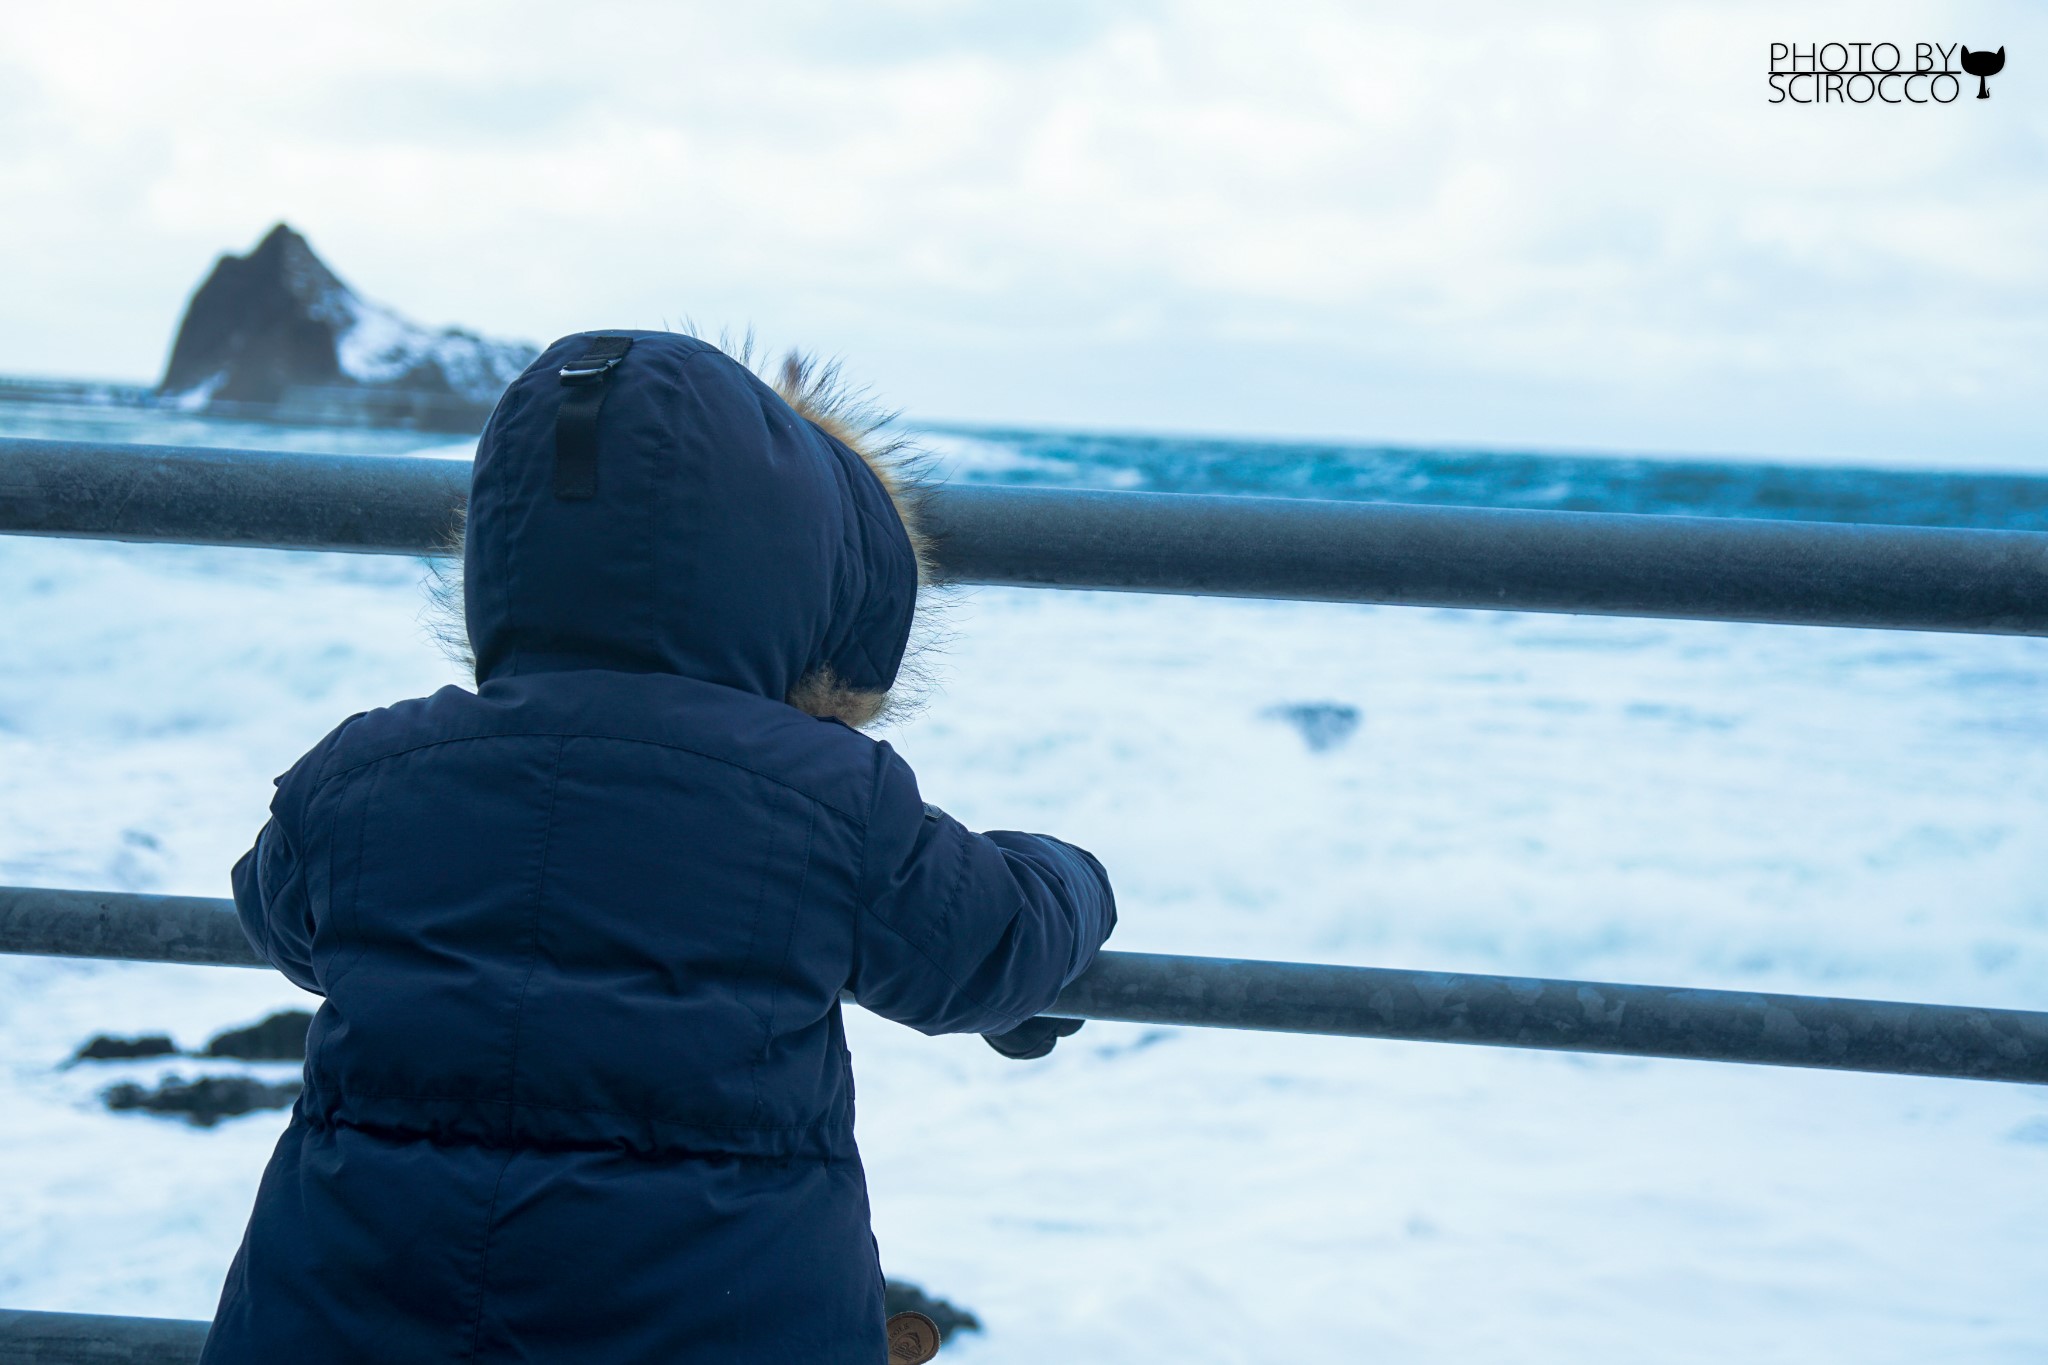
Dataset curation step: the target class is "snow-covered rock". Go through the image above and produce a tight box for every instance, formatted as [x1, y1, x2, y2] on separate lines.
[157, 225, 535, 428]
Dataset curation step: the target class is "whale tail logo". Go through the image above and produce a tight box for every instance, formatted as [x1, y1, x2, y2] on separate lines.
[1960, 46, 2006, 99]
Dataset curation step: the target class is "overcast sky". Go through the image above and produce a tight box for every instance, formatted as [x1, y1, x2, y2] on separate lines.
[3, 0, 2042, 466]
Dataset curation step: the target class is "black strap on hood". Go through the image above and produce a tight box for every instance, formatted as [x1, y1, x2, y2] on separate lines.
[553, 335, 636, 500]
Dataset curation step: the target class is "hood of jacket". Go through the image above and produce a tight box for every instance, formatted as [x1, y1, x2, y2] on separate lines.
[463, 331, 921, 714]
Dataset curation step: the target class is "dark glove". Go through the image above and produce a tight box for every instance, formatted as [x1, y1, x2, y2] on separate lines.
[982, 1015, 1084, 1060]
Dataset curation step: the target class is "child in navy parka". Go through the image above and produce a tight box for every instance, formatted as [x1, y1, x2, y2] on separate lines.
[201, 332, 1117, 1363]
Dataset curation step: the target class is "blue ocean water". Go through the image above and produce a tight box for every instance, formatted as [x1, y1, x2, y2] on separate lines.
[926, 424, 2048, 527]
[4, 390, 2045, 525]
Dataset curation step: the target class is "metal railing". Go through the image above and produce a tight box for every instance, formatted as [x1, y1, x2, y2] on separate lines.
[3, 435, 2047, 1358]
[0, 1309, 207, 1365]
[5, 437, 2047, 632]
[4, 885, 2044, 1085]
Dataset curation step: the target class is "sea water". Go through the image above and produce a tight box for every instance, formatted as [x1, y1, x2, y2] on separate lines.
[1, 403, 2045, 1362]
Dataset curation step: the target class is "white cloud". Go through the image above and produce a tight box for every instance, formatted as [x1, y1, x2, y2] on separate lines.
[1, 0, 2042, 464]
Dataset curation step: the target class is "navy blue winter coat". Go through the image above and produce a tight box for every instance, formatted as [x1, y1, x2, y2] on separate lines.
[202, 332, 1116, 1363]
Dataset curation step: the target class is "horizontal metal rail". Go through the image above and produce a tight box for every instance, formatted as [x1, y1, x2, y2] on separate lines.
[6, 886, 2044, 1084]
[1, 888, 261, 969]
[0, 1308, 206, 1364]
[4, 438, 2045, 633]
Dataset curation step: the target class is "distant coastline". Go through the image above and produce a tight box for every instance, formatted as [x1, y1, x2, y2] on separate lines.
[0, 373, 492, 435]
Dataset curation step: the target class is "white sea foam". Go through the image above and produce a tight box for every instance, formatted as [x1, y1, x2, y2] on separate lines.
[2, 418, 2045, 1361]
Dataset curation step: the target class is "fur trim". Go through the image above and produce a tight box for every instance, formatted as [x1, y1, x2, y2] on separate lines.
[425, 333, 939, 730]
[768, 349, 936, 594]
[763, 347, 937, 728]
[784, 663, 889, 729]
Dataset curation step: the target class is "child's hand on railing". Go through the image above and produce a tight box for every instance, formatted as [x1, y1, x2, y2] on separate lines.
[981, 1015, 1084, 1060]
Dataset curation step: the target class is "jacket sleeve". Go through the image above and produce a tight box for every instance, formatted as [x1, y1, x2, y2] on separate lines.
[229, 718, 359, 996]
[848, 742, 1117, 1037]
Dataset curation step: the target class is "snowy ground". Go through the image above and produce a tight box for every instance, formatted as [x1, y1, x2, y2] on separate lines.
[2, 412, 2046, 1360]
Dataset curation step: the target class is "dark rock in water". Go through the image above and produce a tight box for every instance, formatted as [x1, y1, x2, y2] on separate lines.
[158, 223, 536, 430]
[103, 1074, 302, 1127]
[203, 1009, 314, 1062]
[71, 1032, 178, 1063]
[1264, 701, 1361, 752]
[883, 1281, 982, 1338]
[67, 1010, 314, 1066]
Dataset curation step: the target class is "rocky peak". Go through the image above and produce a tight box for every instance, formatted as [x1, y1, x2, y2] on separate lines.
[160, 225, 348, 403]
[158, 224, 536, 424]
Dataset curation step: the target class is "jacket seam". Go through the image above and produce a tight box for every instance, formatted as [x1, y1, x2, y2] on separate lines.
[931, 817, 975, 964]
[306, 712, 368, 789]
[503, 738, 566, 1109]
[462, 1148, 518, 1363]
[861, 880, 996, 1017]
[312, 729, 864, 820]
[735, 786, 778, 1128]
[245, 824, 294, 974]
[295, 1112, 865, 1166]
[855, 828, 997, 1021]
[850, 746, 885, 990]
[764, 808, 817, 1067]
[851, 747, 997, 1019]
[297, 1082, 842, 1132]
[317, 762, 379, 991]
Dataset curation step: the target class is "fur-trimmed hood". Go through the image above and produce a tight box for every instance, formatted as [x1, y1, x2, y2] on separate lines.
[456, 331, 930, 727]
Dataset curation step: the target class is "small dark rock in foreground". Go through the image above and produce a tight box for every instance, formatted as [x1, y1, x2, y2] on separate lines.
[71, 1033, 178, 1063]
[1264, 701, 1362, 752]
[104, 1075, 302, 1127]
[204, 1009, 314, 1061]
[68, 1009, 315, 1065]
[884, 1280, 982, 1338]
